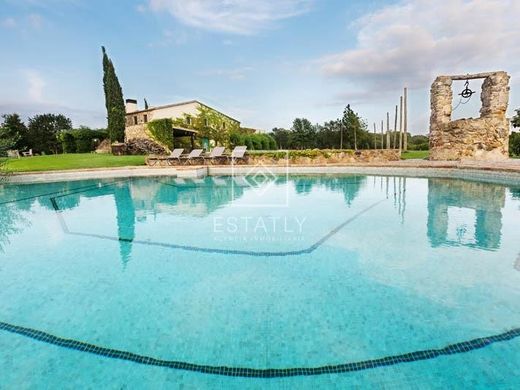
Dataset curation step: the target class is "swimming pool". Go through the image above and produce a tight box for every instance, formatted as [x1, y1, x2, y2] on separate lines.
[0, 174, 519, 388]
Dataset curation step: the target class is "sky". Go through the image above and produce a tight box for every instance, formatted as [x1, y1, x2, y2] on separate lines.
[1, 0, 519, 134]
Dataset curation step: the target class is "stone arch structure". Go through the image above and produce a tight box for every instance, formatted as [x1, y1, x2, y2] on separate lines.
[429, 71, 510, 161]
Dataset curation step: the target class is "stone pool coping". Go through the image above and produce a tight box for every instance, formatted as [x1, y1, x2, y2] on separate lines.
[4, 159, 520, 185]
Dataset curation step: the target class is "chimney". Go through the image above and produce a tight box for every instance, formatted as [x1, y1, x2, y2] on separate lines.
[125, 99, 138, 113]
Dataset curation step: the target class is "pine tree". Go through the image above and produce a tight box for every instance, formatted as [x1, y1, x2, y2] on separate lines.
[102, 46, 126, 143]
[144, 98, 149, 110]
[342, 104, 363, 150]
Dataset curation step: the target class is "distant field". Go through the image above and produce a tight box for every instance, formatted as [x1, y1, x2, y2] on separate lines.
[401, 150, 429, 160]
[6, 153, 146, 172]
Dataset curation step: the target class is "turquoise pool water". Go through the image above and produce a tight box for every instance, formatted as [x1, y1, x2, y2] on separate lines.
[0, 175, 519, 388]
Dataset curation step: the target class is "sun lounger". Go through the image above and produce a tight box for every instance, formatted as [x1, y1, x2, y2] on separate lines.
[228, 146, 248, 164]
[166, 148, 185, 165]
[146, 148, 184, 166]
[203, 146, 226, 165]
[181, 149, 204, 165]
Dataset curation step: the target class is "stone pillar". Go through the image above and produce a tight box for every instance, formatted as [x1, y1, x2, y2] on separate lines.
[480, 71, 510, 117]
[430, 77, 453, 131]
[429, 77, 452, 158]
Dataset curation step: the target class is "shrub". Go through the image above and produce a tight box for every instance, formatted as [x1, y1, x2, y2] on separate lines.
[229, 131, 245, 147]
[250, 149, 353, 160]
[147, 119, 173, 150]
[230, 130, 278, 151]
[510, 131, 520, 157]
[251, 134, 263, 150]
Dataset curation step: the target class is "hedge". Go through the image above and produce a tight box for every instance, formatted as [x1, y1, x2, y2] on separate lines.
[59, 129, 108, 153]
[230, 131, 277, 150]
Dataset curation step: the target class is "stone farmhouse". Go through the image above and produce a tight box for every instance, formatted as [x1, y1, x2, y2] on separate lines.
[124, 99, 241, 150]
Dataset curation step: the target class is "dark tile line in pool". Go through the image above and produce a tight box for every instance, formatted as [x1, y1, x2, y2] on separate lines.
[53, 199, 385, 257]
[0, 321, 518, 378]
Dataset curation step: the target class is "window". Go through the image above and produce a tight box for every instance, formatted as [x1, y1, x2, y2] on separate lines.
[186, 116, 192, 125]
[133, 116, 138, 125]
[222, 121, 226, 129]
[204, 118, 209, 127]
[144, 114, 148, 123]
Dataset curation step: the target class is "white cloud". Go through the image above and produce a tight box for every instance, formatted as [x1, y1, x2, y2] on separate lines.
[319, 0, 520, 92]
[23, 69, 46, 102]
[1, 17, 17, 28]
[148, 0, 312, 35]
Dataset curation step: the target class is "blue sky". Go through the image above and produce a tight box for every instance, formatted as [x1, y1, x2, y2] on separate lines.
[1, 0, 519, 134]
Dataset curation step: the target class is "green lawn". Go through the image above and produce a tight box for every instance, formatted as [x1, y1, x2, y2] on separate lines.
[6, 153, 146, 172]
[401, 150, 429, 160]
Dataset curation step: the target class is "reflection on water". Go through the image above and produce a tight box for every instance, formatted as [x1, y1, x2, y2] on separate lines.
[1, 176, 518, 261]
[114, 183, 135, 266]
[0, 204, 28, 252]
[427, 178, 505, 250]
[291, 175, 366, 205]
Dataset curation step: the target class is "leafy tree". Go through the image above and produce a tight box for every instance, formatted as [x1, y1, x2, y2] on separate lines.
[27, 113, 72, 154]
[0, 126, 19, 155]
[512, 108, 520, 128]
[317, 120, 342, 149]
[270, 128, 291, 149]
[102, 46, 126, 142]
[0, 125, 21, 180]
[1, 113, 28, 149]
[290, 118, 316, 149]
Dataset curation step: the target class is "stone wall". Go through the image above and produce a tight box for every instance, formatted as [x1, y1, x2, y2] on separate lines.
[429, 71, 510, 161]
[125, 124, 150, 142]
[247, 149, 401, 165]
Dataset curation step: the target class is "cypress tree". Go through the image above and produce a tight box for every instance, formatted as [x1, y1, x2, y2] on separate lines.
[102, 46, 126, 143]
